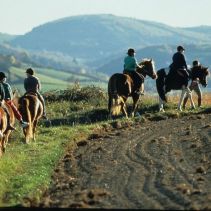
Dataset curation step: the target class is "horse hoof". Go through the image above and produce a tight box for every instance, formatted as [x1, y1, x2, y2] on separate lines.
[135, 112, 141, 117]
[159, 108, 165, 112]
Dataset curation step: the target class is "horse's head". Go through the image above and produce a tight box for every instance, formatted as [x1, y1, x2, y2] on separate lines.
[195, 66, 210, 87]
[136, 58, 157, 79]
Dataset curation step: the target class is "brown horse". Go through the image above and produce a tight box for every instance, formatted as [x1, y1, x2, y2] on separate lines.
[0, 102, 15, 156]
[14, 93, 43, 144]
[108, 59, 157, 118]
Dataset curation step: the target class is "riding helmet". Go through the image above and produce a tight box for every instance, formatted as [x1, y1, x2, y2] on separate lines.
[26, 68, 34, 75]
[127, 48, 136, 54]
[0, 72, 7, 80]
[193, 60, 200, 66]
[177, 45, 185, 51]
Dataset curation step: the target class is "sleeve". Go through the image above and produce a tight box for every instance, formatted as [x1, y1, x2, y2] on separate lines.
[24, 78, 27, 91]
[37, 78, 41, 90]
[135, 58, 139, 67]
[0, 84, 5, 101]
[182, 54, 188, 69]
[8, 84, 13, 99]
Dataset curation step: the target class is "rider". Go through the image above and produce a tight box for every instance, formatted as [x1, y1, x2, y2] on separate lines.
[123, 48, 144, 95]
[0, 72, 29, 129]
[24, 68, 47, 119]
[169, 45, 190, 79]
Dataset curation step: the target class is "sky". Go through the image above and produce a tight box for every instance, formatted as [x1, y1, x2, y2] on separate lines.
[1, 0, 211, 35]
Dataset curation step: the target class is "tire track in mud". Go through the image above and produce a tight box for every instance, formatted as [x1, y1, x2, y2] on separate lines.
[38, 114, 211, 209]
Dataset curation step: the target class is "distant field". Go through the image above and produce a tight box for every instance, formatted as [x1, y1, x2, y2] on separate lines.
[9, 66, 107, 93]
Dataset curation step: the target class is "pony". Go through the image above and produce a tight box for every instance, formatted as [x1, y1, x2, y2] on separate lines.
[0, 102, 15, 156]
[108, 58, 157, 118]
[13, 92, 43, 144]
[183, 65, 210, 109]
[156, 66, 209, 112]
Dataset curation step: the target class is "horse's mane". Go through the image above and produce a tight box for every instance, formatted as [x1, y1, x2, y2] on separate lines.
[192, 65, 210, 76]
[139, 58, 153, 64]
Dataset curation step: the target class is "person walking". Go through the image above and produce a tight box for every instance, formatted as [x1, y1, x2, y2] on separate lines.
[183, 60, 203, 108]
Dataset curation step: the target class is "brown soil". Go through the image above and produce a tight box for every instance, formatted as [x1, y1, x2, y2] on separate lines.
[36, 111, 211, 209]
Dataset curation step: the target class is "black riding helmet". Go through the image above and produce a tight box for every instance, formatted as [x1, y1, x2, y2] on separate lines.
[177, 45, 185, 51]
[127, 48, 136, 55]
[0, 72, 7, 80]
[26, 68, 34, 75]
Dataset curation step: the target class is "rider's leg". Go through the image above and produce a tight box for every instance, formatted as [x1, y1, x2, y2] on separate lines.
[5, 100, 29, 128]
[1, 103, 16, 130]
[36, 92, 47, 118]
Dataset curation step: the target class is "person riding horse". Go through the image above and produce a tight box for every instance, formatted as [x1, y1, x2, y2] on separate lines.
[123, 48, 145, 95]
[169, 45, 190, 77]
[24, 68, 47, 119]
[0, 72, 29, 129]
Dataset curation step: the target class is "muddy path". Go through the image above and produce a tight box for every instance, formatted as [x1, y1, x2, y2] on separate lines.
[37, 112, 211, 209]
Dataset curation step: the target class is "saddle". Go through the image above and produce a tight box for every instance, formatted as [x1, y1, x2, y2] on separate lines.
[25, 91, 38, 97]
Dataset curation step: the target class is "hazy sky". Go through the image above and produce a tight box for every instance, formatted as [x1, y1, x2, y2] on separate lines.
[1, 0, 211, 35]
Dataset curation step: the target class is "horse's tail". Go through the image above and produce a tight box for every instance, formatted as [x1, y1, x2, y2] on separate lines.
[156, 69, 167, 102]
[108, 74, 123, 116]
[22, 97, 33, 142]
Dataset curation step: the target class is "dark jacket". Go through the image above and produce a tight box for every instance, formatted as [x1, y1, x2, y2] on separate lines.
[170, 52, 188, 70]
[0, 83, 5, 102]
[24, 75, 41, 93]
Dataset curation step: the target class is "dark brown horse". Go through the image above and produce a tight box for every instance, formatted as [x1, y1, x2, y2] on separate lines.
[0, 103, 15, 156]
[14, 93, 43, 144]
[108, 59, 157, 118]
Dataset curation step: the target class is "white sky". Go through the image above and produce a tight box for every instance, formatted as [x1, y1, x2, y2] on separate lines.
[1, 0, 211, 35]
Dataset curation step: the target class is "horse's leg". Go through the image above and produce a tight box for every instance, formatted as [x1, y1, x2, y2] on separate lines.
[120, 101, 128, 119]
[159, 97, 165, 112]
[33, 120, 38, 141]
[131, 94, 140, 117]
[108, 95, 112, 119]
[178, 87, 194, 111]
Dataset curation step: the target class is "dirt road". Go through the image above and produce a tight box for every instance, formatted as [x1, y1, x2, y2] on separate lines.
[38, 111, 211, 209]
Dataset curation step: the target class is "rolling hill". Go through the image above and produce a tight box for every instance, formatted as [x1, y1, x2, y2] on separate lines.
[1, 14, 211, 91]
[9, 14, 211, 67]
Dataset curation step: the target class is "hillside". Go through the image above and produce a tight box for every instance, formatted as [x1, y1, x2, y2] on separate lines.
[10, 14, 211, 67]
[1, 14, 211, 91]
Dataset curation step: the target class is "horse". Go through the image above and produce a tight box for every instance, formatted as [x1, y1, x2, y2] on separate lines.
[0, 102, 15, 156]
[183, 65, 210, 109]
[108, 58, 157, 118]
[156, 66, 209, 112]
[13, 92, 43, 144]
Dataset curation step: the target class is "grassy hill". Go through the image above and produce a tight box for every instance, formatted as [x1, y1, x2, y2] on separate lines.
[10, 14, 211, 67]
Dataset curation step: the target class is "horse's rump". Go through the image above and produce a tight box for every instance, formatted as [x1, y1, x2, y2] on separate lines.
[156, 69, 167, 102]
[108, 73, 132, 97]
[20, 94, 43, 143]
[20, 95, 43, 122]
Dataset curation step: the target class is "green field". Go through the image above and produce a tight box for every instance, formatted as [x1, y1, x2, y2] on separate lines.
[9, 66, 108, 93]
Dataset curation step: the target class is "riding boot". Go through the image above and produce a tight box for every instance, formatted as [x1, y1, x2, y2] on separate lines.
[3, 108, 16, 130]
[37, 92, 47, 119]
[198, 97, 202, 107]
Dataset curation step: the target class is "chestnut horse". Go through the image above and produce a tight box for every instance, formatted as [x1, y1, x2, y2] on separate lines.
[0, 102, 15, 156]
[108, 59, 157, 118]
[14, 93, 43, 144]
